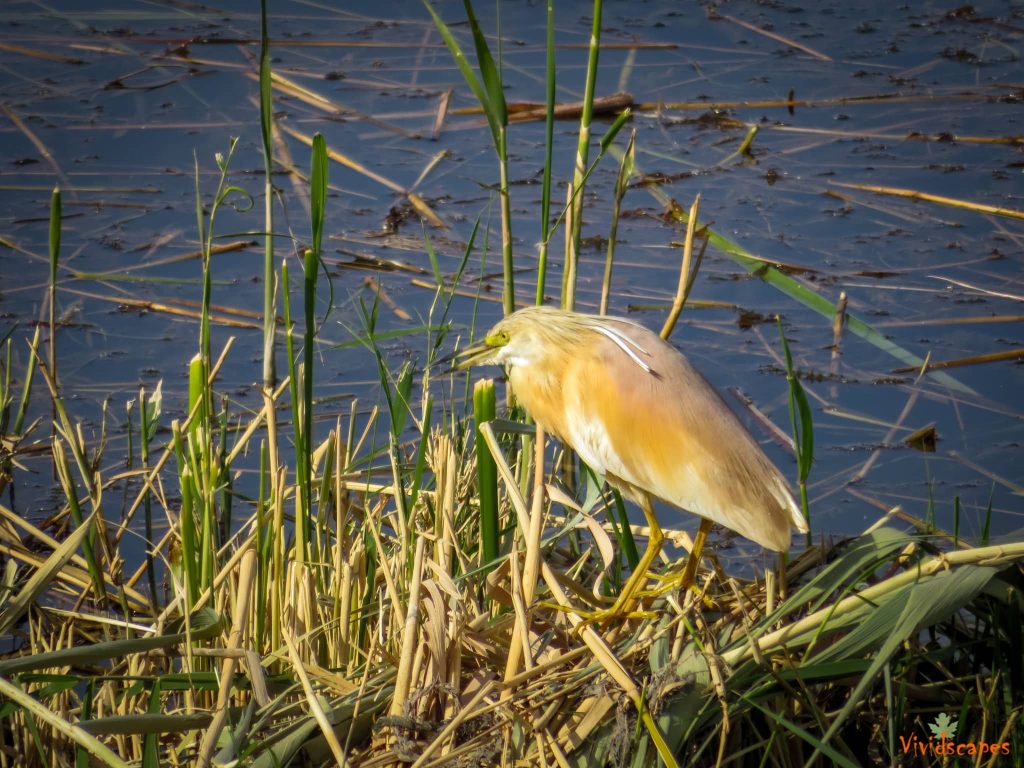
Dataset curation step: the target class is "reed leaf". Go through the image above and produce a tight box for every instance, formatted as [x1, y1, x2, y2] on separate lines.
[425, 0, 514, 314]
[0, 676, 128, 768]
[536, 0, 555, 305]
[47, 186, 59, 385]
[78, 712, 214, 736]
[423, 1, 498, 147]
[462, 0, 507, 135]
[474, 378, 498, 568]
[777, 316, 813, 527]
[258, 0, 276, 388]
[0, 608, 223, 675]
[0, 512, 96, 636]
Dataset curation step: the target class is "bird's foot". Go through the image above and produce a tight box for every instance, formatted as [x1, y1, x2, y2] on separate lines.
[640, 572, 717, 609]
[540, 600, 656, 624]
[576, 603, 658, 627]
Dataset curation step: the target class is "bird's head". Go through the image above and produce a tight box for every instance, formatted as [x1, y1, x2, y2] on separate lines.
[451, 306, 585, 372]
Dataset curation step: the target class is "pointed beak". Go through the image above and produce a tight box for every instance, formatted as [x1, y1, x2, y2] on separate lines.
[439, 338, 499, 371]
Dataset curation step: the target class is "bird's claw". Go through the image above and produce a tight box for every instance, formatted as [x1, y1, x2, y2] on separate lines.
[538, 599, 656, 626]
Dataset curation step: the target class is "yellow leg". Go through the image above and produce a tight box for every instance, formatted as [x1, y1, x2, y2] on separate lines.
[677, 516, 712, 589]
[575, 506, 711, 625]
[580, 495, 664, 625]
[646, 516, 713, 600]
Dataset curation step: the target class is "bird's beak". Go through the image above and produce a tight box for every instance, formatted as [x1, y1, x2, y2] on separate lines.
[452, 339, 498, 371]
[438, 336, 501, 371]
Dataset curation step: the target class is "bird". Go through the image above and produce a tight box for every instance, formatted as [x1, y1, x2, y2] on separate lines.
[456, 305, 808, 618]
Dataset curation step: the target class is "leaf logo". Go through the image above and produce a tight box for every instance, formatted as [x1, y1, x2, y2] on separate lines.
[929, 713, 958, 740]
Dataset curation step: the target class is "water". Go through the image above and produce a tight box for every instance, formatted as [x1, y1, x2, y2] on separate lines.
[1, 1, 1022, 563]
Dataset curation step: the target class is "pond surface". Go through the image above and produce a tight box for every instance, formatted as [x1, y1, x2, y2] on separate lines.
[1, 0, 1022, 566]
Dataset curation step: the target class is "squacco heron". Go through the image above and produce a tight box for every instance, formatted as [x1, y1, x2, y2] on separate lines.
[457, 305, 807, 617]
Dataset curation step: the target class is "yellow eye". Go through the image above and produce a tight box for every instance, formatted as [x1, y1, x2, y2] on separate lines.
[485, 330, 510, 347]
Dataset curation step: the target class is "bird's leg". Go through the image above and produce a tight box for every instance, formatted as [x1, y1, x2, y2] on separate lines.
[647, 516, 712, 597]
[678, 517, 711, 588]
[577, 495, 664, 626]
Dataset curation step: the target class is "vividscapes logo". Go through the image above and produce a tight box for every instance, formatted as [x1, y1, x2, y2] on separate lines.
[898, 713, 1010, 759]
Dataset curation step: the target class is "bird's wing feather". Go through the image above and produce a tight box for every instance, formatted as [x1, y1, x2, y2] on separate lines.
[562, 321, 805, 551]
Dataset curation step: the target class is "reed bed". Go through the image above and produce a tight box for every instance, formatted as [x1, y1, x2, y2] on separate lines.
[1, 360, 1022, 766]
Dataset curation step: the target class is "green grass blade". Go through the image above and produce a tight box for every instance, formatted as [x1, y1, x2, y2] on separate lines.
[777, 316, 814, 526]
[610, 486, 639, 572]
[141, 678, 161, 768]
[0, 511, 96, 636]
[738, 693, 860, 768]
[0, 608, 224, 675]
[259, 0, 276, 388]
[310, 133, 327, 257]
[474, 378, 499, 568]
[598, 109, 632, 153]
[423, 1, 495, 147]
[0, 676, 129, 768]
[536, 0, 555, 306]
[462, 0, 506, 130]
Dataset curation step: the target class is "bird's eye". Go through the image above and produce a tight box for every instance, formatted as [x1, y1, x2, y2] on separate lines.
[485, 330, 510, 347]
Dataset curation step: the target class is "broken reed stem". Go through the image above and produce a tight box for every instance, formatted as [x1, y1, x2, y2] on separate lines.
[661, 195, 703, 340]
[829, 291, 847, 397]
[599, 128, 635, 316]
[831, 291, 848, 351]
[196, 548, 256, 768]
[502, 425, 547, 688]
[893, 347, 1024, 373]
[831, 181, 1024, 220]
[389, 535, 427, 719]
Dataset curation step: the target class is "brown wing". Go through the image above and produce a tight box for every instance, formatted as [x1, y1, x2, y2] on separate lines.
[560, 320, 805, 551]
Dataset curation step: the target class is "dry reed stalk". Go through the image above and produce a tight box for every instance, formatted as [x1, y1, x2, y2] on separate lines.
[409, 149, 450, 192]
[263, 70, 417, 138]
[409, 679, 497, 768]
[876, 314, 1024, 327]
[1, 103, 73, 190]
[711, 10, 832, 61]
[478, 423, 679, 768]
[849, 389, 919, 484]
[432, 89, 452, 139]
[771, 124, 1024, 146]
[502, 426, 547, 687]
[364, 276, 412, 321]
[196, 548, 256, 767]
[947, 451, 1024, 495]
[661, 195, 702, 340]
[409, 278, 508, 306]
[832, 181, 1024, 219]
[278, 123, 446, 228]
[893, 347, 1024, 373]
[74, 240, 254, 274]
[284, 628, 352, 767]
[391, 538, 427, 705]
